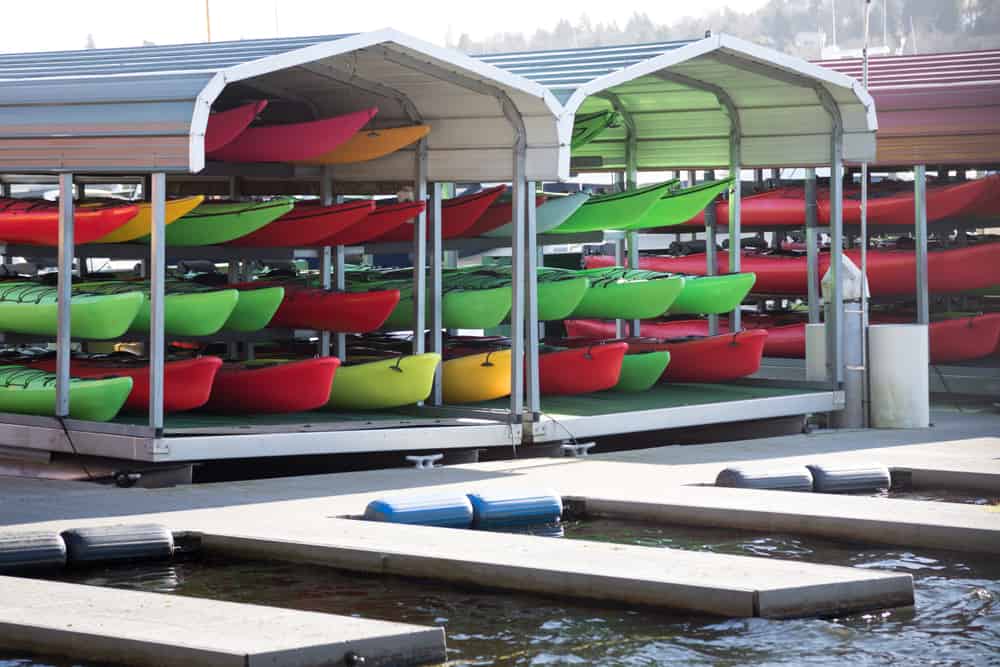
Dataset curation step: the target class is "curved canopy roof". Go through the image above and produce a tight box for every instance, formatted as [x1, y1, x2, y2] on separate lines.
[0, 29, 563, 181]
[481, 33, 878, 171]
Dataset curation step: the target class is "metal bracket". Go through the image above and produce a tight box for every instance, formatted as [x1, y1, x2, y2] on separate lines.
[405, 454, 443, 469]
[561, 441, 596, 457]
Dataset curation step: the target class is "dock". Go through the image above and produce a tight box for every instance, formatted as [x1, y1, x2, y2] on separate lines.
[0, 575, 446, 667]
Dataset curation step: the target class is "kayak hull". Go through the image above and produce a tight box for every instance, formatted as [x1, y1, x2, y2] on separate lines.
[318, 200, 425, 246]
[570, 270, 684, 319]
[615, 350, 671, 392]
[631, 179, 732, 230]
[383, 286, 512, 330]
[92, 196, 205, 243]
[206, 358, 341, 413]
[0, 366, 132, 422]
[0, 285, 144, 339]
[125, 289, 240, 336]
[299, 125, 430, 165]
[325, 354, 441, 410]
[228, 200, 374, 247]
[372, 186, 506, 243]
[442, 349, 512, 403]
[551, 180, 675, 234]
[484, 192, 590, 238]
[269, 287, 400, 333]
[0, 200, 138, 245]
[158, 199, 295, 247]
[539, 343, 627, 395]
[224, 286, 284, 332]
[204, 101, 268, 153]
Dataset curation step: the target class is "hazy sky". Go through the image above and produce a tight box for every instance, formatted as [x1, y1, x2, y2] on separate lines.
[2, 0, 770, 53]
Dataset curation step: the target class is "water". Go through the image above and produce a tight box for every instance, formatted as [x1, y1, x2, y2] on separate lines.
[883, 487, 999, 506]
[4, 516, 998, 666]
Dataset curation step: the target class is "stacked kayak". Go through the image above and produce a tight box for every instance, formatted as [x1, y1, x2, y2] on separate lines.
[150, 198, 296, 247]
[481, 192, 591, 238]
[0, 365, 132, 421]
[75, 281, 240, 336]
[442, 348, 512, 404]
[325, 353, 441, 410]
[572, 110, 620, 149]
[265, 283, 401, 333]
[583, 258, 756, 314]
[624, 244, 1000, 296]
[205, 358, 341, 413]
[462, 194, 546, 237]
[0, 282, 144, 339]
[448, 266, 590, 321]
[298, 124, 431, 165]
[568, 268, 684, 319]
[549, 180, 676, 234]
[89, 195, 205, 243]
[554, 338, 671, 392]
[28, 355, 222, 414]
[629, 179, 733, 230]
[0, 199, 138, 245]
[317, 200, 426, 246]
[162, 280, 285, 332]
[227, 199, 374, 247]
[204, 101, 268, 153]
[538, 342, 628, 395]
[372, 186, 507, 242]
[564, 321, 770, 383]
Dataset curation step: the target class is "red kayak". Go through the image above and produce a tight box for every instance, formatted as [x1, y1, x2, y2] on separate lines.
[617, 243, 1000, 296]
[204, 101, 268, 153]
[315, 200, 425, 246]
[565, 317, 801, 358]
[539, 342, 627, 395]
[0, 199, 138, 245]
[266, 285, 401, 332]
[29, 356, 223, 413]
[205, 357, 340, 414]
[462, 193, 545, 237]
[680, 176, 997, 228]
[370, 186, 507, 243]
[207, 107, 378, 163]
[228, 200, 374, 247]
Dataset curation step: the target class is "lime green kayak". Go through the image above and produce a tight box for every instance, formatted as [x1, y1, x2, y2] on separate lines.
[0, 282, 144, 340]
[629, 179, 734, 229]
[572, 110, 620, 150]
[76, 281, 240, 336]
[550, 180, 677, 234]
[324, 353, 441, 410]
[0, 365, 132, 421]
[141, 198, 294, 246]
[668, 272, 757, 315]
[449, 267, 590, 321]
[154, 281, 284, 332]
[568, 268, 685, 319]
[614, 351, 670, 392]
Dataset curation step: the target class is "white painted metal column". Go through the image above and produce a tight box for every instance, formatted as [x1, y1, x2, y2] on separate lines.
[525, 181, 540, 416]
[827, 129, 845, 385]
[728, 135, 742, 331]
[613, 236, 625, 338]
[319, 167, 334, 358]
[412, 139, 428, 356]
[914, 165, 929, 324]
[428, 183, 443, 405]
[55, 174, 74, 418]
[148, 173, 167, 431]
[805, 168, 821, 324]
[704, 170, 719, 335]
[509, 151, 527, 419]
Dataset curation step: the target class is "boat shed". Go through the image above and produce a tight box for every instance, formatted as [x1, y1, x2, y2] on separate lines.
[0, 29, 880, 472]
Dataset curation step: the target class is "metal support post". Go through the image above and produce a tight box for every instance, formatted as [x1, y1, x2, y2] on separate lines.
[525, 181, 540, 416]
[827, 132, 845, 385]
[805, 168, 820, 324]
[914, 165, 929, 324]
[0, 181, 8, 197]
[428, 183, 443, 405]
[148, 173, 167, 431]
[412, 139, 428, 356]
[319, 167, 334, 358]
[728, 136, 742, 331]
[55, 174, 74, 418]
[704, 170, 719, 335]
[613, 238, 625, 338]
[509, 153, 527, 420]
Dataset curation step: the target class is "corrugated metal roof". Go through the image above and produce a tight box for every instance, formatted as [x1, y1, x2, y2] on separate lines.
[481, 35, 877, 170]
[816, 49, 1000, 165]
[0, 29, 566, 179]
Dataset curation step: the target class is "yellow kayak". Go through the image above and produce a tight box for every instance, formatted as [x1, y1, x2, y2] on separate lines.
[90, 195, 205, 243]
[325, 353, 441, 410]
[299, 125, 431, 165]
[442, 350, 512, 404]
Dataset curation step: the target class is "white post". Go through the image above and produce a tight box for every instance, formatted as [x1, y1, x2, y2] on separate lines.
[429, 183, 443, 405]
[805, 168, 820, 324]
[728, 137, 742, 331]
[148, 173, 167, 431]
[525, 181, 540, 416]
[828, 133, 845, 385]
[319, 167, 333, 358]
[704, 169, 719, 335]
[914, 165, 929, 324]
[412, 139, 428, 356]
[55, 174, 74, 418]
[509, 151, 526, 419]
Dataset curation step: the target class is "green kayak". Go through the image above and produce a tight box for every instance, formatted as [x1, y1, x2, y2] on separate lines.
[483, 192, 591, 238]
[550, 180, 677, 235]
[572, 110, 620, 150]
[614, 351, 670, 392]
[0, 282, 144, 340]
[156, 281, 284, 332]
[76, 282, 240, 336]
[450, 267, 590, 321]
[141, 198, 294, 246]
[668, 272, 757, 315]
[629, 179, 734, 229]
[568, 268, 685, 319]
[0, 365, 132, 421]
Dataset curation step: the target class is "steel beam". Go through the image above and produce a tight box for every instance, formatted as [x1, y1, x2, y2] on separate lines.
[704, 170, 719, 335]
[613, 237, 625, 338]
[299, 63, 422, 123]
[914, 165, 929, 324]
[412, 138, 428, 356]
[55, 174, 74, 418]
[805, 168, 820, 324]
[827, 128, 845, 385]
[429, 183, 444, 405]
[148, 173, 167, 431]
[728, 132, 742, 331]
[525, 181, 540, 416]
[319, 167, 333, 358]
[509, 152, 527, 419]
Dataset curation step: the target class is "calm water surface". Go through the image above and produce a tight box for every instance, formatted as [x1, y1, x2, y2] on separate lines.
[3, 516, 998, 666]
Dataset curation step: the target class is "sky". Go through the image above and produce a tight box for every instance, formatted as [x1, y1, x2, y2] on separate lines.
[1, 0, 770, 53]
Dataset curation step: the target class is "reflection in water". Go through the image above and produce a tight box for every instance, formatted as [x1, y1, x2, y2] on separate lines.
[4, 518, 998, 666]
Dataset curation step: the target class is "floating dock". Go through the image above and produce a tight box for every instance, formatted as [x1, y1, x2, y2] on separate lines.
[0, 575, 446, 667]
